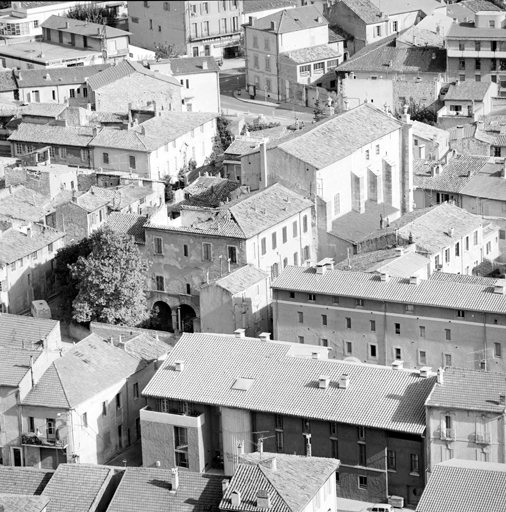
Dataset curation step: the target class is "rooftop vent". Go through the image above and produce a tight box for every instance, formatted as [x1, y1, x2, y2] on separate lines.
[409, 275, 420, 286]
[380, 272, 390, 282]
[202, 60, 208, 70]
[448, 227, 454, 237]
[500, 393, 506, 405]
[259, 332, 271, 342]
[231, 491, 241, 507]
[256, 490, 271, 509]
[234, 328, 246, 338]
[319, 375, 330, 389]
[494, 280, 506, 295]
[339, 374, 350, 389]
[391, 360, 403, 370]
[170, 467, 179, 492]
[419, 366, 431, 378]
[175, 360, 184, 372]
[437, 367, 444, 385]
[316, 257, 334, 274]
[312, 352, 320, 359]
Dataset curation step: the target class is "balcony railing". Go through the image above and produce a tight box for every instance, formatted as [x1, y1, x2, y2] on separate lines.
[189, 28, 241, 42]
[140, 406, 205, 428]
[21, 433, 67, 448]
[439, 428, 455, 441]
[471, 432, 491, 444]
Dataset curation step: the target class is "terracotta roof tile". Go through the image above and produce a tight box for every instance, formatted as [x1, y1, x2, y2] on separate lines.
[124, 333, 171, 361]
[0, 347, 42, 387]
[41, 15, 130, 38]
[0, 70, 17, 92]
[0, 494, 49, 512]
[0, 312, 59, 350]
[445, 81, 494, 101]
[107, 212, 147, 243]
[340, 0, 385, 24]
[8, 122, 95, 147]
[16, 64, 109, 88]
[160, 56, 220, 75]
[244, 0, 297, 14]
[282, 44, 341, 64]
[212, 264, 269, 295]
[247, 5, 327, 33]
[0, 466, 53, 495]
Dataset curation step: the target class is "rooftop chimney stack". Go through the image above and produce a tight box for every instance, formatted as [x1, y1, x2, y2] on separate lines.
[319, 375, 330, 389]
[312, 352, 320, 359]
[256, 490, 271, 509]
[202, 60, 208, 70]
[437, 367, 444, 385]
[500, 393, 506, 405]
[175, 360, 185, 372]
[222, 480, 230, 493]
[170, 468, 179, 492]
[419, 367, 431, 378]
[380, 272, 390, 282]
[409, 275, 420, 286]
[231, 491, 241, 507]
[259, 332, 271, 342]
[235, 328, 246, 338]
[339, 374, 350, 389]
[391, 360, 403, 370]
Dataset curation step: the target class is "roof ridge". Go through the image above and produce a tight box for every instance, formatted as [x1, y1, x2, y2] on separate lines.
[50, 362, 72, 408]
[257, 464, 294, 512]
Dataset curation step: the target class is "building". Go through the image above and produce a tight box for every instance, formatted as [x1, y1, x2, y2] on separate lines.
[221, 452, 339, 512]
[0, 185, 54, 227]
[241, 0, 297, 25]
[86, 60, 182, 113]
[20, 333, 168, 468]
[40, 15, 130, 65]
[0, 465, 53, 492]
[438, 80, 498, 129]
[147, 56, 221, 113]
[272, 262, 506, 371]
[244, 5, 331, 102]
[0, 494, 49, 511]
[15, 64, 109, 105]
[143, 183, 314, 333]
[87, 184, 163, 215]
[425, 367, 506, 471]
[0, 313, 62, 351]
[140, 332, 436, 505]
[416, 459, 506, 512]
[89, 111, 218, 181]
[412, 121, 450, 161]
[127, 0, 243, 61]
[446, 10, 506, 96]
[107, 467, 223, 512]
[200, 264, 270, 337]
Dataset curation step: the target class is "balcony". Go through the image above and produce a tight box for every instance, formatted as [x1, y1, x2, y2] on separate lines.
[471, 432, 491, 445]
[140, 406, 205, 429]
[439, 428, 455, 441]
[447, 49, 506, 59]
[21, 433, 67, 448]
[189, 28, 241, 43]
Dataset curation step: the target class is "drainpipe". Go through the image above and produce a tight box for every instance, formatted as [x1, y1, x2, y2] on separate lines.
[383, 301, 388, 365]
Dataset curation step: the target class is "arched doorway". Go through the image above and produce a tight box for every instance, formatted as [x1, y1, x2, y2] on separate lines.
[179, 304, 196, 333]
[151, 301, 173, 332]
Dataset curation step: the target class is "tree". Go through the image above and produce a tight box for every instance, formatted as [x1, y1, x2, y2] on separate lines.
[154, 42, 186, 61]
[70, 227, 151, 326]
[216, 116, 234, 152]
[54, 237, 93, 322]
[66, 3, 114, 25]
[397, 99, 438, 126]
[313, 99, 326, 122]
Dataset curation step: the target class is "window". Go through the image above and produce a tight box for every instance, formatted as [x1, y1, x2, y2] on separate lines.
[313, 62, 324, 74]
[15, 142, 23, 155]
[253, 35, 258, 48]
[459, 59, 465, 70]
[265, 55, 271, 72]
[300, 64, 311, 76]
[445, 329, 451, 341]
[59, 147, 66, 158]
[261, 237, 266, 255]
[46, 418, 55, 438]
[333, 296, 339, 304]
[444, 353, 453, 367]
[333, 193, 340, 216]
[58, 30, 63, 43]
[303, 215, 308, 233]
[154, 237, 163, 254]
[330, 422, 338, 437]
[370, 320, 376, 332]
[321, 338, 328, 347]
[358, 476, 368, 489]
[375, 144, 380, 155]
[129, 155, 136, 169]
[133, 382, 139, 399]
[406, 304, 414, 313]
[387, 449, 396, 470]
[103, 152, 109, 164]
[203, 243, 212, 261]
[369, 344, 377, 359]
[227, 246, 237, 264]
[345, 341, 352, 354]
[276, 431, 284, 451]
[358, 426, 365, 440]
[358, 443, 366, 466]
[31, 251, 38, 261]
[155, 276, 164, 291]
[457, 310, 465, 318]
[475, 74, 481, 82]
[487, 241, 492, 254]
[303, 245, 310, 261]
[293, 220, 298, 237]
[375, 25, 381, 36]
[102, 401, 107, 416]
[445, 248, 450, 263]
[116, 393, 121, 409]
[302, 418, 310, 433]
[83, 412, 88, 428]
[282, 226, 287, 243]
[410, 454, 419, 474]
[501, 230, 506, 240]
[186, 283, 191, 295]
[346, 317, 351, 329]
[392, 20, 398, 32]
[131, 16, 139, 23]
[275, 414, 283, 429]
[294, 252, 298, 265]
[466, 236, 470, 250]
[331, 438, 338, 459]
[289, 292, 295, 299]
[28, 417, 35, 433]
[183, 244, 189, 257]
[308, 293, 316, 302]
[48, 242, 53, 253]
[495, 342, 502, 358]
[365, 149, 370, 160]
[322, 314, 327, 326]
[191, 23, 198, 37]
[395, 323, 400, 335]
[174, 426, 189, 468]
[163, 2, 170, 10]
[298, 311, 303, 323]
[298, 336, 305, 344]
[475, 59, 481, 70]
[201, 2, 208, 14]
[474, 230, 478, 245]
[272, 232, 277, 250]
[356, 298, 364, 307]
[450, 104, 462, 113]
[455, 242, 460, 257]
[395, 347, 402, 360]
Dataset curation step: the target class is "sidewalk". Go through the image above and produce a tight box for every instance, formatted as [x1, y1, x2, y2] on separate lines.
[233, 88, 314, 114]
[337, 497, 415, 512]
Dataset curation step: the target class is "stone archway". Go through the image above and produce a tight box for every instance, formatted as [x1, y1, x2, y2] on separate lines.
[151, 301, 173, 332]
[179, 304, 197, 333]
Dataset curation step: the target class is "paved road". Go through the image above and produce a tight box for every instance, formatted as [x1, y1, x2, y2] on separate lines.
[219, 68, 314, 125]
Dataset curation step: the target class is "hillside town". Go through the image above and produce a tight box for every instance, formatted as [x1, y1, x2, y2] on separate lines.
[2, 1, 506, 512]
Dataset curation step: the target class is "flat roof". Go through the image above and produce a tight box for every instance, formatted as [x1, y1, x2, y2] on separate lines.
[0, 41, 100, 64]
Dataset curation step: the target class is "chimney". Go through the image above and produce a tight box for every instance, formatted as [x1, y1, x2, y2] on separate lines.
[270, 20, 277, 31]
[391, 360, 403, 370]
[432, 51, 436, 60]
[449, 227, 454, 237]
[259, 332, 271, 341]
[222, 480, 230, 493]
[92, 126, 99, 137]
[260, 141, 268, 189]
[380, 272, 389, 282]
[437, 367, 444, 384]
[256, 490, 271, 509]
[231, 491, 241, 507]
[312, 352, 320, 359]
[202, 60, 208, 70]
[419, 366, 431, 378]
[409, 275, 420, 285]
[26, 226, 32, 238]
[109, 336, 114, 345]
[65, 21, 69, 29]
[174, 360, 185, 372]
[317, 16, 323, 23]
[339, 374, 350, 389]
[319, 375, 330, 389]
[494, 280, 506, 294]
[394, 247, 404, 258]
[170, 467, 179, 492]
[258, 438, 264, 454]
[235, 328, 246, 338]
[401, 104, 411, 124]
[238, 440, 244, 455]
[500, 393, 506, 405]
[249, 16, 256, 26]
[262, 456, 277, 471]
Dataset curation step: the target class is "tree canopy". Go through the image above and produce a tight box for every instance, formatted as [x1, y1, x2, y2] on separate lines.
[66, 3, 114, 25]
[69, 227, 151, 326]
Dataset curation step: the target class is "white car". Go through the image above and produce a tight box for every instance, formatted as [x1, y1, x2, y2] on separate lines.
[362, 505, 395, 512]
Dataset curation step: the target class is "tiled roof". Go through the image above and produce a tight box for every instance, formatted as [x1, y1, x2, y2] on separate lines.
[124, 333, 171, 361]
[447, 22, 506, 39]
[212, 264, 269, 295]
[22, 334, 145, 408]
[426, 367, 506, 412]
[0, 347, 41, 387]
[106, 467, 223, 512]
[161, 56, 220, 75]
[272, 264, 506, 314]
[41, 464, 112, 512]
[75, 190, 109, 212]
[335, 247, 403, 272]
[247, 5, 327, 33]
[328, 25, 349, 43]
[221, 453, 339, 512]
[41, 15, 130, 38]
[429, 271, 497, 286]
[244, 0, 297, 14]
[229, 183, 313, 238]
[90, 321, 173, 345]
[182, 176, 243, 208]
[0, 185, 52, 224]
[0, 226, 65, 265]
[340, 0, 385, 24]
[89, 184, 151, 210]
[21, 103, 67, 118]
[397, 25, 445, 48]
[416, 459, 506, 512]
[8, 122, 95, 147]
[86, 60, 179, 91]
[412, 121, 449, 146]
[366, 251, 430, 277]
[90, 112, 217, 152]
[0, 494, 49, 512]
[370, 0, 443, 16]
[282, 44, 341, 64]
[448, 123, 476, 142]
[445, 81, 494, 101]
[143, 333, 436, 435]
[106, 212, 147, 243]
[359, 202, 483, 254]
[330, 200, 399, 243]
[273, 103, 401, 169]
[460, 162, 506, 200]
[0, 312, 59, 350]
[0, 70, 17, 92]
[413, 154, 488, 193]
[16, 64, 109, 88]
[336, 39, 446, 74]
[0, 466, 53, 495]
